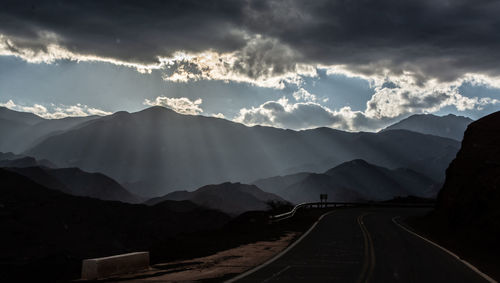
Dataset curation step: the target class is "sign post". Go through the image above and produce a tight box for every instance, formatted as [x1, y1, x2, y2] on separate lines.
[320, 194, 328, 208]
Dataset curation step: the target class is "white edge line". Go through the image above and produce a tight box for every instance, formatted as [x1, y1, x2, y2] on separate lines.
[261, 265, 291, 283]
[224, 210, 337, 283]
[392, 216, 497, 283]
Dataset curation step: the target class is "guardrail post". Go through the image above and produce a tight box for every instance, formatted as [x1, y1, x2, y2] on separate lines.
[81, 252, 150, 280]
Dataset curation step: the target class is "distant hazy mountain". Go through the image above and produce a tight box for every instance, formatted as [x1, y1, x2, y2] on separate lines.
[0, 168, 230, 281]
[254, 159, 437, 203]
[0, 152, 19, 160]
[3, 166, 140, 203]
[0, 155, 56, 168]
[324, 159, 438, 199]
[382, 113, 473, 141]
[0, 107, 98, 153]
[0, 106, 43, 125]
[0, 151, 138, 202]
[146, 182, 286, 215]
[24, 106, 459, 197]
[252, 172, 311, 194]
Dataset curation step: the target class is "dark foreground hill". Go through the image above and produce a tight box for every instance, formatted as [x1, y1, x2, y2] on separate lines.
[254, 159, 437, 203]
[382, 113, 473, 141]
[0, 169, 231, 281]
[411, 111, 500, 280]
[438, 112, 500, 240]
[437, 111, 500, 243]
[4, 166, 141, 203]
[25, 106, 459, 197]
[146, 182, 286, 215]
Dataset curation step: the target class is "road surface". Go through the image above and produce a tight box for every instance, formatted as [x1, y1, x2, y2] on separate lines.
[234, 207, 488, 283]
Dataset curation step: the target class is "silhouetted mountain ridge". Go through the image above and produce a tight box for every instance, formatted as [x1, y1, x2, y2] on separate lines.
[382, 113, 473, 141]
[0, 106, 43, 125]
[0, 155, 56, 168]
[146, 182, 286, 215]
[255, 159, 437, 203]
[0, 153, 141, 203]
[0, 107, 99, 153]
[25, 106, 459, 197]
[2, 165, 140, 203]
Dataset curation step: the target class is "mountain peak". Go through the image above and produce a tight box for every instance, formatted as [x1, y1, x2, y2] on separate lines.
[345, 159, 370, 165]
[325, 159, 378, 175]
[146, 181, 285, 215]
[382, 113, 473, 140]
[141, 105, 172, 112]
[0, 106, 44, 125]
[112, 110, 130, 116]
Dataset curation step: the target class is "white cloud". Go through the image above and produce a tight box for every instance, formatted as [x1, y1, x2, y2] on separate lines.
[4, 29, 500, 95]
[211, 113, 226, 119]
[235, 97, 347, 130]
[320, 65, 500, 121]
[87, 107, 114, 116]
[364, 76, 500, 119]
[0, 99, 16, 109]
[144, 96, 203, 115]
[2, 31, 500, 130]
[233, 97, 404, 132]
[159, 38, 317, 89]
[0, 34, 159, 74]
[0, 100, 112, 119]
[293, 88, 317, 102]
[0, 33, 317, 89]
[233, 70, 500, 131]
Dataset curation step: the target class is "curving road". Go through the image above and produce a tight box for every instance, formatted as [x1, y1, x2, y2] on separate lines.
[233, 207, 489, 283]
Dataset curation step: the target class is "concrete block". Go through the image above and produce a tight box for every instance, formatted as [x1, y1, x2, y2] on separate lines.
[81, 251, 149, 280]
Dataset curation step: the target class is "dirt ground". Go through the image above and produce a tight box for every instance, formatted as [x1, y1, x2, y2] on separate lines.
[109, 232, 298, 282]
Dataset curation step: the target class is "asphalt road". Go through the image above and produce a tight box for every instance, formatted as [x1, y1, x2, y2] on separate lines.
[234, 207, 488, 283]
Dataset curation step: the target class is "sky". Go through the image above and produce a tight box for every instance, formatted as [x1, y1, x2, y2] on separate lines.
[1, 0, 500, 131]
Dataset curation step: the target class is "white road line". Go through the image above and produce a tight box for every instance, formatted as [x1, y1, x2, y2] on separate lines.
[225, 210, 337, 283]
[357, 213, 376, 283]
[392, 216, 497, 283]
[261, 265, 291, 283]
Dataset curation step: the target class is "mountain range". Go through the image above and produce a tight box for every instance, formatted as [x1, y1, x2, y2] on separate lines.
[146, 182, 286, 215]
[0, 155, 55, 168]
[0, 152, 140, 203]
[0, 107, 98, 153]
[1, 106, 458, 197]
[254, 159, 438, 203]
[382, 113, 473, 141]
[4, 166, 141, 203]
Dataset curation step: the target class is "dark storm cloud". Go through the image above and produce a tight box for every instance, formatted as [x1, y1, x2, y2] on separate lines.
[0, 0, 247, 64]
[2, 0, 500, 81]
[244, 0, 500, 82]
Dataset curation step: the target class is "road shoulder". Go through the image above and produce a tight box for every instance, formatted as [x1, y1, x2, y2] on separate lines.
[393, 216, 497, 283]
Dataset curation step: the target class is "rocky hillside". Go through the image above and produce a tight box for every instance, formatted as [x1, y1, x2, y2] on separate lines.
[437, 111, 500, 242]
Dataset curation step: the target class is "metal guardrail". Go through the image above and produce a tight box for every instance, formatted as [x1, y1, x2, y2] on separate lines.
[270, 201, 435, 222]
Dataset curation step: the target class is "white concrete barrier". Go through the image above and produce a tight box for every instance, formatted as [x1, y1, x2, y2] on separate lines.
[81, 251, 150, 280]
